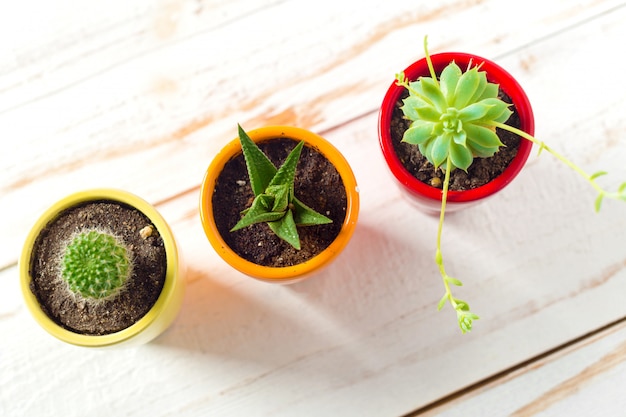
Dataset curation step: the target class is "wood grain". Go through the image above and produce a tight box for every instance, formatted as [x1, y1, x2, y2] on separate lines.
[2, 1, 626, 416]
[417, 319, 626, 416]
[2, 0, 624, 267]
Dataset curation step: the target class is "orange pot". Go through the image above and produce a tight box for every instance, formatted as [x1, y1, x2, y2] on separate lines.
[199, 126, 359, 284]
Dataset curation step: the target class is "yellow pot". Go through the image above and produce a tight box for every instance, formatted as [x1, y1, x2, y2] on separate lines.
[199, 126, 359, 284]
[19, 189, 185, 348]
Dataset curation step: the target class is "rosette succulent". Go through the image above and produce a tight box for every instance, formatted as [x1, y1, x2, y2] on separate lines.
[396, 37, 626, 333]
[230, 125, 332, 250]
[397, 62, 512, 172]
[61, 230, 131, 300]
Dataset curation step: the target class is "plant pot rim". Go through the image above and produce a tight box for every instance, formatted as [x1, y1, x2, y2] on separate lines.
[19, 188, 184, 348]
[378, 52, 535, 206]
[199, 125, 359, 283]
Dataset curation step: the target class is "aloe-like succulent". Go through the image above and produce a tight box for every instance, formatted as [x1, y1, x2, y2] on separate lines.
[230, 125, 332, 250]
[396, 37, 626, 333]
[61, 230, 131, 300]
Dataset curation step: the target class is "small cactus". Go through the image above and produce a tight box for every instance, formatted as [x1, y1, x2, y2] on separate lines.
[61, 230, 131, 300]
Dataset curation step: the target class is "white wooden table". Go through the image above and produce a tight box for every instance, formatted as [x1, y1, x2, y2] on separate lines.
[2, 1, 626, 416]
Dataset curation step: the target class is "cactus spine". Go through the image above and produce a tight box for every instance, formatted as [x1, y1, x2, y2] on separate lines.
[61, 230, 131, 300]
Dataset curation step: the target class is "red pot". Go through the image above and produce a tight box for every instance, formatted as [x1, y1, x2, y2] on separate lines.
[378, 52, 535, 213]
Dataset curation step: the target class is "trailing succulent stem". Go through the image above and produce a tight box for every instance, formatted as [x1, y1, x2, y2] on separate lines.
[231, 125, 332, 250]
[61, 230, 131, 300]
[434, 158, 479, 333]
[489, 121, 626, 211]
[396, 36, 626, 333]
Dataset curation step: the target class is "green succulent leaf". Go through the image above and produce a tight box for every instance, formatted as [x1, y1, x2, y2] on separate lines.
[401, 95, 432, 121]
[452, 130, 467, 147]
[266, 184, 290, 212]
[437, 293, 448, 311]
[457, 101, 494, 122]
[445, 275, 463, 287]
[449, 143, 473, 172]
[590, 171, 608, 181]
[292, 197, 333, 226]
[238, 124, 277, 196]
[407, 80, 429, 101]
[419, 139, 437, 168]
[594, 193, 604, 212]
[482, 98, 513, 123]
[458, 311, 479, 334]
[464, 123, 504, 150]
[230, 194, 284, 231]
[454, 298, 469, 311]
[431, 135, 451, 169]
[268, 141, 304, 189]
[268, 209, 301, 250]
[439, 62, 462, 103]
[467, 70, 490, 104]
[420, 77, 447, 112]
[414, 105, 442, 123]
[402, 120, 435, 145]
[466, 142, 495, 159]
[453, 68, 483, 109]
[479, 83, 500, 102]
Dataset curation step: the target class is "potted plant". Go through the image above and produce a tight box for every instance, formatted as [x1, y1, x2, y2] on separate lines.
[199, 125, 359, 284]
[19, 189, 185, 347]
[379, 37, 626, 333]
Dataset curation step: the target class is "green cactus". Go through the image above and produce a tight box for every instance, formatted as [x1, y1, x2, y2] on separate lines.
[61, 230, 131, 300]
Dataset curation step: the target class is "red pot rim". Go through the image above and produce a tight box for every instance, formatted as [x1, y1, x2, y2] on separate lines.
[378, 52, 535, 204]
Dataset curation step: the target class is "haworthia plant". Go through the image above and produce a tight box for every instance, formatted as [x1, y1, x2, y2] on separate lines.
[230, 125, 332, 250]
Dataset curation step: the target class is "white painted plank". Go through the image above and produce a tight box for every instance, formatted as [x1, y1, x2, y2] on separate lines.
[1, 0, 624, 267]
[419, 321, 626, 416]
[3, 1, 626, 417]
[5, 105, 626, 416]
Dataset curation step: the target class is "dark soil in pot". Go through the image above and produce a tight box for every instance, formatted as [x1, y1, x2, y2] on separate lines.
[212, 137, 347, 267]
[29, 201, 167, 336]
[390, 90, 522, 190]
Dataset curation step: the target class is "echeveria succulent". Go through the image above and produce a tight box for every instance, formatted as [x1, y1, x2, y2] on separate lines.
[397, 62, 512, 171]
[395, 37, 626, 334]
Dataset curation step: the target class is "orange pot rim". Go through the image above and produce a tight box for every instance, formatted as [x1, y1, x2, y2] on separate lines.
[199, 126, 359, 282]
[19, 188, 182, 347]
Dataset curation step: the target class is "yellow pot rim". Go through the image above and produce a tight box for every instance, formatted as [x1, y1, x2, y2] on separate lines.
[19, 189, 180, 347]
[199, 126, 359, 282]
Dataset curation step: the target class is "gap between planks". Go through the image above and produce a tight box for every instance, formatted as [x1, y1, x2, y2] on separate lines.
[403, 314, 626, 416]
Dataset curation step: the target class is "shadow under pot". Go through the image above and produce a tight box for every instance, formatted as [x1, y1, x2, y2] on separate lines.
[199, 125, 359, 284]
[378, 52, 535, 214]
[19, 189, 185, 348]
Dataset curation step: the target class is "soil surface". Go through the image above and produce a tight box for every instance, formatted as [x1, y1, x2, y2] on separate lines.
[390, 90, 522, 190]
[211, 137, 347, 267]
[29, 201, 167, 335]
